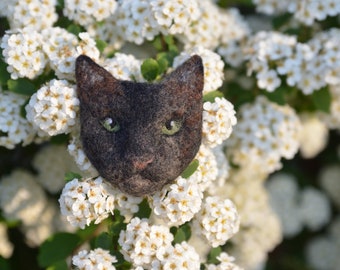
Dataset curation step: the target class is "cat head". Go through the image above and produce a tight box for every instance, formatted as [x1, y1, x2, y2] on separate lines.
[75, 55, 204, 196]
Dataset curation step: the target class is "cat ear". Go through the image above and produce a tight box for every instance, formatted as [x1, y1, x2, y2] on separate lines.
[76, 55, 119, 98]
[162, 55, 204, 95]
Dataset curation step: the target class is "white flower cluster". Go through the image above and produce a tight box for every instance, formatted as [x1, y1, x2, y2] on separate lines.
[195, 144, 218, 191]
[226, 96, 301, 174]
[33, 144, 81, 193]
[267, 173, 331, 237]
[68, 130, 99, 176]
[217, 9, 250, 67]
[59, 177, 116, 229]
[173, 47, 225, 94]
[42, 29, 100, 80]
[319, 165, 340, 209]
[150, 0, 201, 35]
[305, 216, 340, 270]
[63, 0, 117, 27]
[0, 0, 57, 30]
[245, 29, 340, 94]
[112, 0, 200, 45]
[1, 28, 99, 81]
[176, 0, 223, 49]
[318, 84, 340, 129]
[1, 30, 47, 79]
[0, 170, 47, 226]
[0, 223, 13, 259]
[193, 196, 240, 248]
[103, 53, 144, 81]
[26, 79, 79, 136]
[206, 252, 243, 270]
[298, 113, 328, 159]
[0, 91, 36, 149]
[203, 97, 237, 147]
[72, 248, 117, 270]
[149, 174, 203, 226]
[119, 217, 200, 269]
[253, 0, 340, 25]
[219, 168, 282, 269]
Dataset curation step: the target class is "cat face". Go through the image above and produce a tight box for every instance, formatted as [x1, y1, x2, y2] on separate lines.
[75, 55, 204, 196]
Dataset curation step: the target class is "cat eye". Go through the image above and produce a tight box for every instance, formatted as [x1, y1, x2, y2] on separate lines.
[162, 120, 182, 135]
[100, 117, 120, 132]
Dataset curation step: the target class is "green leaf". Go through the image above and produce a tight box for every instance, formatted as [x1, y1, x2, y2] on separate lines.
[64, 172, 82, 182]
[95, 232, 112, 250]
[312, 87, 331, 113]
[207, 246, 222, 264]
[108, 210, 126, 236]
[156, 56, 169, 75]
[261, 86, 287, 105]
[50, 134, 70, 144]
[141, 58, 159, 81]
[7, 79, 36, 96]
[134, 198, 152, 219]
[96, 39, 107, 53]
[38, 233, 82, 267]
[46, 260, 68, 270]
[272, 12, 292, 30]
[67, 24, 82, 35]
[0, 60, 10, 86]
[203, 91, 224, 103]
[181, 159, 199, 179]
[0, 256, 10, 270]
[77, 222, 98, 241]
[171, 223, 191, 244]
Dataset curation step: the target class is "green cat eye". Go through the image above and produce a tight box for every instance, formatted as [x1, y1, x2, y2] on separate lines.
[162, 120, 182, 135]
[101, 117, 120, 132]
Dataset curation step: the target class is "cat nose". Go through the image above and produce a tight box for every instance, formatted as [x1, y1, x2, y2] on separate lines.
[132, 157, 154, 171]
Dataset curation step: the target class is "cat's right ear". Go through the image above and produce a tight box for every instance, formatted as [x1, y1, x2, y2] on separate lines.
[75, 55, 122, 105]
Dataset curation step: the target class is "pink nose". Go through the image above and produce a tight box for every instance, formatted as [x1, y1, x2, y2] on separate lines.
[132, 157, 154, 170]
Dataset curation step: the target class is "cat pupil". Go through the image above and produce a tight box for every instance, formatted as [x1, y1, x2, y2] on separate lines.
[101, 117, 120, 132]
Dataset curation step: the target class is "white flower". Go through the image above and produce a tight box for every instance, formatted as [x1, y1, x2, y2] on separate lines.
[1, 29, 47, 79]
[0, 91, 37, 149]
[0, 170, 47, 226]
[118, 217, 174, 269]
[26, 79, 79, 136]
[173, 47, 225, 94]
[59, 177, 116, 229]
[319, 165, 340, 209]
[63, 0, 117, 27]
[202, 97, 237, 147]
[193, 196, 240, 248]
[298, 113, 328, 158]
[33, 144, 80, 193]
[0, 223, 13, 258]
[226, 96, 301, 174]
[72, 248, 117, 270]
[149, 174, 203, 226]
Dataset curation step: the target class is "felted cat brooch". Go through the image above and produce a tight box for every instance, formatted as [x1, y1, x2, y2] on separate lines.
[75, 55, 204, 196]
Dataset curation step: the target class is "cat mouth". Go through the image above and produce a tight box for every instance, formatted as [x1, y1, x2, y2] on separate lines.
[116, 173, 166, 197]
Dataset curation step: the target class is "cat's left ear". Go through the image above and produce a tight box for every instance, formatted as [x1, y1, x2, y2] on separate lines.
[162, 55, 204, 95]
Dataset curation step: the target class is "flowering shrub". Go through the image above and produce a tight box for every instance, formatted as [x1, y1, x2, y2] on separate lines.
[0, 1, 340, 270]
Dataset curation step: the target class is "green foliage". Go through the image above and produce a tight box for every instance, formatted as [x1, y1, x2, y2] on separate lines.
[141, 58, 160, 81]
[64, 171, 82, 182]
[206, 246, 222, 264]
[94, 232, 113, 250]
[46, 260, 69, 270]
[171, 223, 191, 244]
[0, 257, 10, 270]
[203, 90, 225, 103]
[181, 159, 199, 179]
[96, 39, 107, 53]
[311, 87, 331, 113]
[67, 24, 82, 36]
[0, 59, 10, 86]
[7, 79, 36, 96]
[38, 233, 82, 268]
[134, 198, 152, 219]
